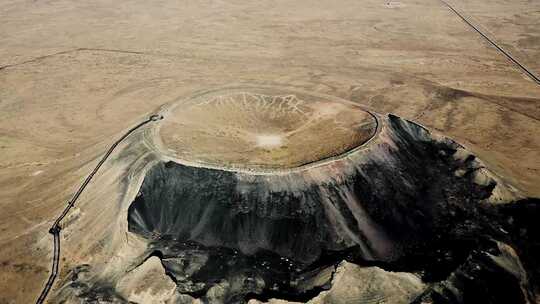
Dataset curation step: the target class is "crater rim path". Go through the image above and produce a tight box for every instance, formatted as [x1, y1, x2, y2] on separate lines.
[150, 86, 380, 172]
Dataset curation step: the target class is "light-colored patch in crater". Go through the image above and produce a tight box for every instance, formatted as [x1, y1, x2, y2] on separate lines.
[158, 88, 377, 169]
[256, 134, 283, 149]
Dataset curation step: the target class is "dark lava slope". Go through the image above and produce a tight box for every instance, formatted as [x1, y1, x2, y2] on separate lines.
[53, 114, 539, 304]
[121, 115, 539, 304]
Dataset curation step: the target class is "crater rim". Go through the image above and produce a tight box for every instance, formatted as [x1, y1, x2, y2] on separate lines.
[150, 85, 380, 173]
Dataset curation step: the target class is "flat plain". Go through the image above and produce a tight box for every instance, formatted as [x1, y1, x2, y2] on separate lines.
[0, 0, 539, 303]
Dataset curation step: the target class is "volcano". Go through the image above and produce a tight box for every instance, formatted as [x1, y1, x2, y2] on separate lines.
[53, 86, 539, 304]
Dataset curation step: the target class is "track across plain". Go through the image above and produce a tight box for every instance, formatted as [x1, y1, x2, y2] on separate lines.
[440, 0, 540, 85]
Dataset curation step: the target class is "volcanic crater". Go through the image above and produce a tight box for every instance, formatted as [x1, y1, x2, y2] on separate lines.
[156, 87, 378, 170]
[56, 87, 539, 304]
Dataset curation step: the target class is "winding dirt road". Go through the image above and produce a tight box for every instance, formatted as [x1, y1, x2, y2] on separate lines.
[35, 114, 163, 304]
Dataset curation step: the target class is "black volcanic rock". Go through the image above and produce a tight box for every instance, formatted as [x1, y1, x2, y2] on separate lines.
[121, 114, 536, 303]
[128, 115, 495, 262]
[412, 240, 534, 304]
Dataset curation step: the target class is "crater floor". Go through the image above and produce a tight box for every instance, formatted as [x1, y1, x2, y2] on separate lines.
[158, 87, 377, 169]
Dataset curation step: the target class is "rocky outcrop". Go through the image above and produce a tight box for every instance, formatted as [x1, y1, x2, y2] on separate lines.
[115, 256, 178, 303]
[249, 261, 425, 304]
[412, 241, 534, 304]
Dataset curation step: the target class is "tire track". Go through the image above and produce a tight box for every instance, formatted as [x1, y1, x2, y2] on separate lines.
[0, 48, 151, 71]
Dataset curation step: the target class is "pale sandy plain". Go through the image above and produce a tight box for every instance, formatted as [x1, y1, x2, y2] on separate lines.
[0, 0, 539, 303]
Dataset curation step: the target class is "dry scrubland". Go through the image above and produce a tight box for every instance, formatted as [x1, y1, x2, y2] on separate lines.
[0, 0, 539, 303]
